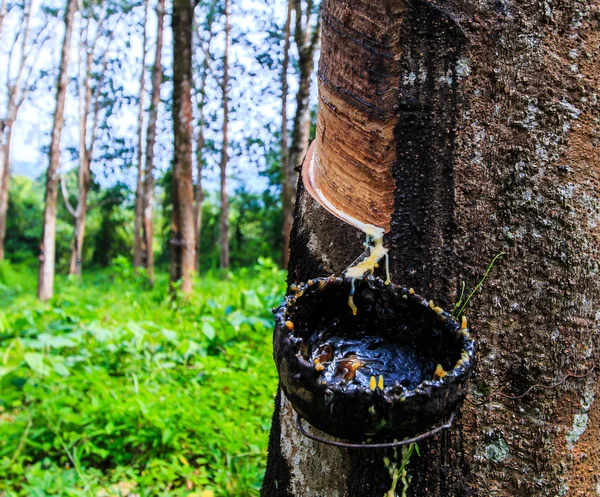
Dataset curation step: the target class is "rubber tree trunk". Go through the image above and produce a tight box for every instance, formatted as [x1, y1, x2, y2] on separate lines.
[68, 150, 91, 277]
[134, 0, 149, 269]
[279, 0, 291, 268]
[37, 0, 77, 301]
[282, 0, 320, 271]
[218, 0, 230, 270]
[143, 0, 165, 288]
[262, 1, 600, 495]
[194, 1, 216, 273]
[0, 125, 12, 261]
[170, 0, 196, 295]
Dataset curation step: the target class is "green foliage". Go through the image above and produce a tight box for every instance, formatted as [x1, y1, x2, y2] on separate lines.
[6, 172, 283, 273]
[0, 261, 285, 496]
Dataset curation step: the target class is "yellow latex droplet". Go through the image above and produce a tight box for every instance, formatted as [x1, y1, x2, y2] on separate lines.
[434, 364, 447, 379]
[461, 315, 468, 329]
[378, 375, 384, 390]
[348, 295, 357, 316]
[369, 376, 376, 391]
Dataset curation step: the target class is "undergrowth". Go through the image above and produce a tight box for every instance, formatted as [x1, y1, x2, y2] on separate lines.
[0, 258, 285, 497]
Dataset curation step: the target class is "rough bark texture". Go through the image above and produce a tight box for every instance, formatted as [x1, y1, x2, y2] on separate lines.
[219, 0, 230, 270]
[37, 0, 77, 301]
[170, 0, 196, 294]
[263, 0, 600, 496]
[280, 0, 292, 268]
[143, 0, 165, 287]
[282, 0, 321, 271]
[134, 0, 149, 269]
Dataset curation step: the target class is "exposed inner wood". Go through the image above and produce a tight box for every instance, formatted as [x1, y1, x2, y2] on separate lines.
[302, 1, 404, 233]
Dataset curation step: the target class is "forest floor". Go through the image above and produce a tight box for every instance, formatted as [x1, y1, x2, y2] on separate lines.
[0, 259, 285, 497]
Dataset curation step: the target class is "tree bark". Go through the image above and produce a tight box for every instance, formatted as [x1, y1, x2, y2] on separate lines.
[279, 0, 292, 268]
[263, 1, 600, 496]
[170, 0, 196, 295]
[218, 0, 230, 270]
[282, 0, 321, 273]
[143, 0, 165, 288]
[37, 0, 77, 301]
[134, 0, 149, 269]
[0, 125, 11, 261]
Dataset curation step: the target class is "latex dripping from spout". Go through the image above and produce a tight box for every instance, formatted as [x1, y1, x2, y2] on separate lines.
[345, 229, 391, 315]
[305, 147, 391, 315]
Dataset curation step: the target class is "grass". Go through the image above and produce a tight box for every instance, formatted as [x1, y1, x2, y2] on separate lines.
[0, 258, 285, 497]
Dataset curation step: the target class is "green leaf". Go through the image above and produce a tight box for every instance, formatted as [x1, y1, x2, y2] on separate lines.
[24, 352, 51, 376]
[202, 322, 216, 341]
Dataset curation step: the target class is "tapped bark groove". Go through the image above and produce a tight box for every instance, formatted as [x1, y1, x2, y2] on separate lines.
[263, 0, 600, 495]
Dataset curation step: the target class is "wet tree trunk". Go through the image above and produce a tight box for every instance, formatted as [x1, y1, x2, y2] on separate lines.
[281, 0, 320, 271]
[263, 1, 600, 496]
[134, 0, 149, 269]
[37, 0, 77, 301]
[170, 0, 196, 294]
[143, 0, 165, 287]
[219, 0, 230, 270]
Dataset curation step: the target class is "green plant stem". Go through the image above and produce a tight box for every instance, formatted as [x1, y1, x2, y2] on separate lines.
[456, 252, 506, 318]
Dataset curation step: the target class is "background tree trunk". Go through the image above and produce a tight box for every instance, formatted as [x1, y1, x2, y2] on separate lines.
[68, 152, 91, 276]
[37, 0, 77, 301]
[263, 0, 600, 496]
[134, 0, 149, 269]
[193, 0, 217, 273]
[170, 0, 196, 294]
[0, 0, 36, 260]
[281, 0, 321, 270]
[219, 0, 230, 270]
[68, 7, 111, 277]
[143, 0, 165, 287]
[0, 125, 12, 261]
[279, 0, 291, 268]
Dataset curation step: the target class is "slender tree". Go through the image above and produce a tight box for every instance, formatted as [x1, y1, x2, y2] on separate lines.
[279, 0, 291, 268]
[193, 0, 217, 273]
[142, 0, 166, 287]
[0, 0, 51, 260]
[37, 0, 78, 301]
[67, 5, 118, 277]
[170, 0, 196, 294]
[263, 0, 600, 495]
[133, 0, 149, 269]
[218, 0, 230, 270]
[281, 0, 320, 270]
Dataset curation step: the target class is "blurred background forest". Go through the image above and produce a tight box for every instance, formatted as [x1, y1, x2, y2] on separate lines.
[1, 0, 318, 277]
[0, 0, 320, 495]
